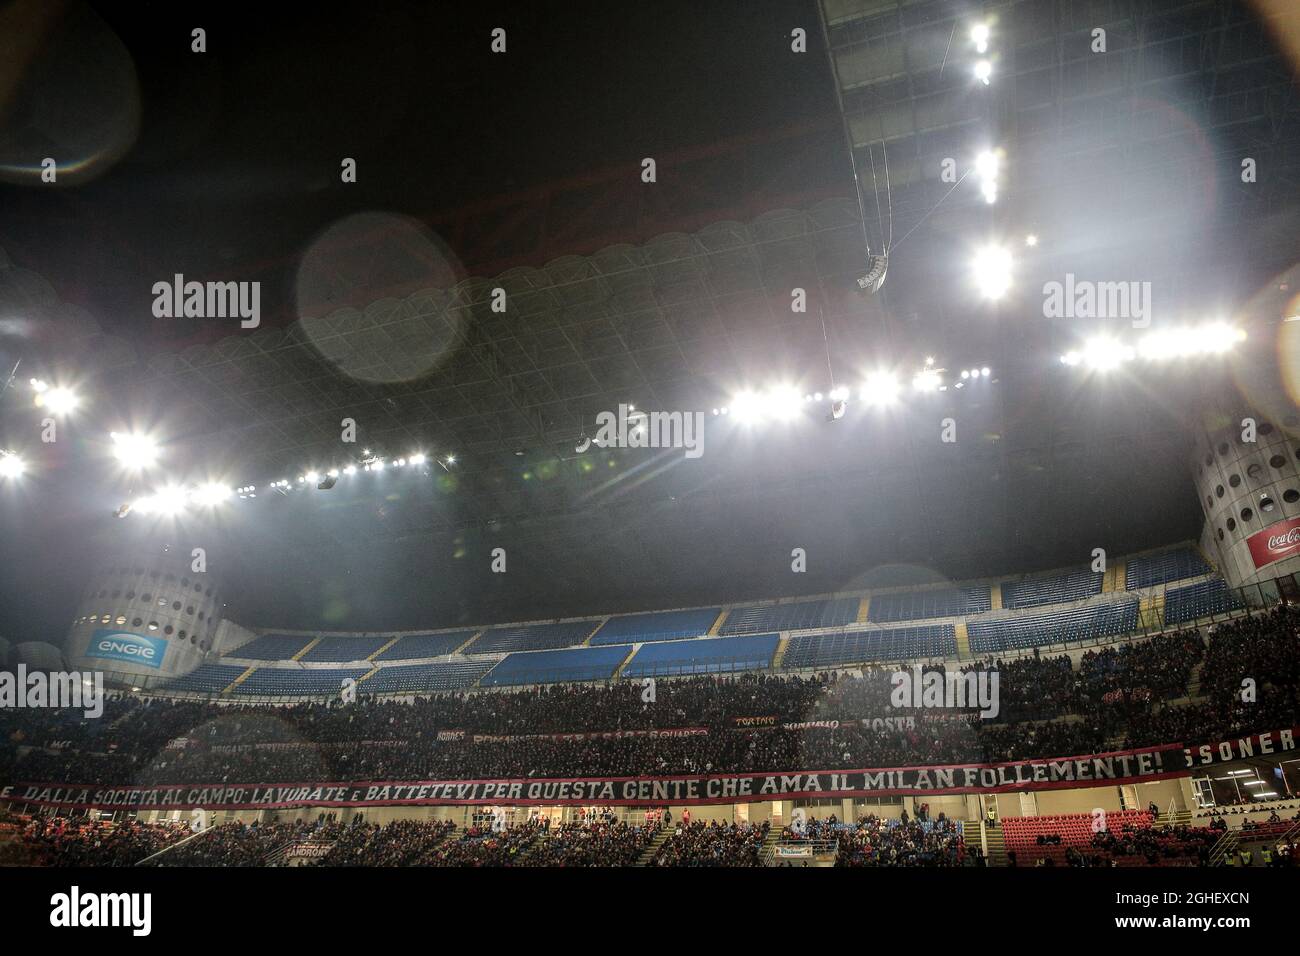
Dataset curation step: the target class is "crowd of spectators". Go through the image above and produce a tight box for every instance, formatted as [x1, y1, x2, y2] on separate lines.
[834, 814, 966, 867]
[1, 608, 1296, 793]
[148, 820, 344, 866]
[651, 821, 769, 866]
[528, 819, 656, 866]
[1066, 824, 1218, 867]
[314, 818, 457, 866]
[16, 816, 189, 866]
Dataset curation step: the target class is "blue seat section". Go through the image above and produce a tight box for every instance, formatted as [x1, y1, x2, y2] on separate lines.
[868, 587, 991, 623]
[233, 667, 370, 696]
[479, 646, 631, 686]
[968, 600, 1138, 653]
[469, 620, 599, 654]
[589, 607, 721, 646]
[1163, 579, 1243, 624]
[622, 634, 779, 677]
[375, 631, 478, 661]
[230, 633, 314, 661]
[782, 624, 957, 668]
[719, 597, 860, 635]
[161, 664, 247, 694]
[300, 635, 390, 662]
[999, 570, 1102, 609]
[363, 660, 495, 694]
[1125, 549, 1210, 590]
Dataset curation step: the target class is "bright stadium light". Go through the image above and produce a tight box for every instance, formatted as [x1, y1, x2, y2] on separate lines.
[974, 59, 992, 84]
[410, 453, 426, 465]
[192, 482, 232, 507]
[971, 23, 990, 53]
[912, 368, 942, 393]
[1025, 234, 1038, 247]
[304, 470, 320, 484]
[860, 372, 900, 407]
[1064, 336, 1135, 371]
[971, 244, 1013, 300]
[343, 465, 356, 476]
[110, 431, 159, 470]
[135, 484, 188, 517]
[0, 450, 25, 480]
[34, 384, 79, 415]
[445, 454, 456, 465]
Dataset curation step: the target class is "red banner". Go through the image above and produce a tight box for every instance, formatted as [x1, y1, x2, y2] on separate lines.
[1246, 515, 1300, 569]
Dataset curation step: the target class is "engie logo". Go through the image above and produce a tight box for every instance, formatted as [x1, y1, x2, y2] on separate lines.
[86, 630, 167, 670]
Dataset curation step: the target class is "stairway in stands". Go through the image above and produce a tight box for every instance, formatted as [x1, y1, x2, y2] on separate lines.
[981, 822, 1007, 866]
[635, 827, 675, 866]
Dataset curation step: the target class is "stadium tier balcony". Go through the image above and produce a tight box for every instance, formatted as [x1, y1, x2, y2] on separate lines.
[230, 633, 315, 660]
[467, 620, 601, 654]
[160, 663, 248, 694]
[374, 631, 478, 660]
[719, 597, 860, 635]
[233, 667, 370, 696]
[1163, 579, 1245, 625]
[589, 607, 722, 645]
[622, 633, 779, 677]
[868, 587, 991, 623]
[362, 660, 495, 694]
[300, 635, 391, 662]
[968, 599, 1138, 653]
[1000, 570, 1103, 610]
[1124, 548, 1210, 590]
[782, 624, 957, 668]
[479, 645, 631, 686]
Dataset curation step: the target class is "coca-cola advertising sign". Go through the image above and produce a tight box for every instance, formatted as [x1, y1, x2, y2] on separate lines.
[1246, 516, 1300, 569]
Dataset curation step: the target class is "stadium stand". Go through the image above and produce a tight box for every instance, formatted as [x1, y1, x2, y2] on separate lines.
[967, 598, 1138, 653]
[1163, 578, 1244, 624]
[160, 663, 248, 694]
[1000, 569, 1103, 609]
[782, 624, 956, 668]
[589, 607, 721, 646]
[375, 631, 478, 661]
[868, 587, 990, 623]
[230, 633, 315, 660]
[651, 821, 770, 866]
[468, 620, 601, 654]
[1002, 810, 1153, 866]
[622, 633, 779, 676]
[479, 645, 631, 686]
[362, 660, 495, 694]
[1125, 548, 1210, 590]
[233, 666, 370, 696]
[300, 635, 391, 662]
[719, 597, 859, 635]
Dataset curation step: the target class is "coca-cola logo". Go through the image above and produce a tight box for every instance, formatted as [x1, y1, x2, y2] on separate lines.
[1266, 528, 1300, 551]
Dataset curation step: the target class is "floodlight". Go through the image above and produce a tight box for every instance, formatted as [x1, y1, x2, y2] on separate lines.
[974, 60, 992, 84]
[110, 431, 160, 469]
[192, 482, 232, 507]
[35, 385, 79, 415]
[971, 245, 1013, 299]
[971, 23, 990, 53]
[0, 451, 25, 479]
[860, 372, 900, 407]
[912, 368, 942, 393]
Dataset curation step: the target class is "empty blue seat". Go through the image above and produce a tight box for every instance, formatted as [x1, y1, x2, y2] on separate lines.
[719, 598, 859, 635]
[968, 600, 1138, 653]
[233, 667, 369, 696]
[230, 633, 314, 660]
[622, 634, 779, 677]
[589, 607, 721, 645]
[782, 624, 957, 668]
[363, 660, 494, 694]
[468, 620, 600, 654]
[868, 587, 991, 623]
[480, 645, 631, 686]
[1126, 549, 1210, 590]
[375, 631, 478, 661]
[1163, 579, 1243, 624]
[1000, 570, 1102, 610]
[161, 664, 247, 694]
[300, 635, 390, 662]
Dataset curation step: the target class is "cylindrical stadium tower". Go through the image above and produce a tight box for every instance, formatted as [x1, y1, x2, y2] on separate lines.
[65, 542, 224, 686]
[1192, 385, 1300, 589]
